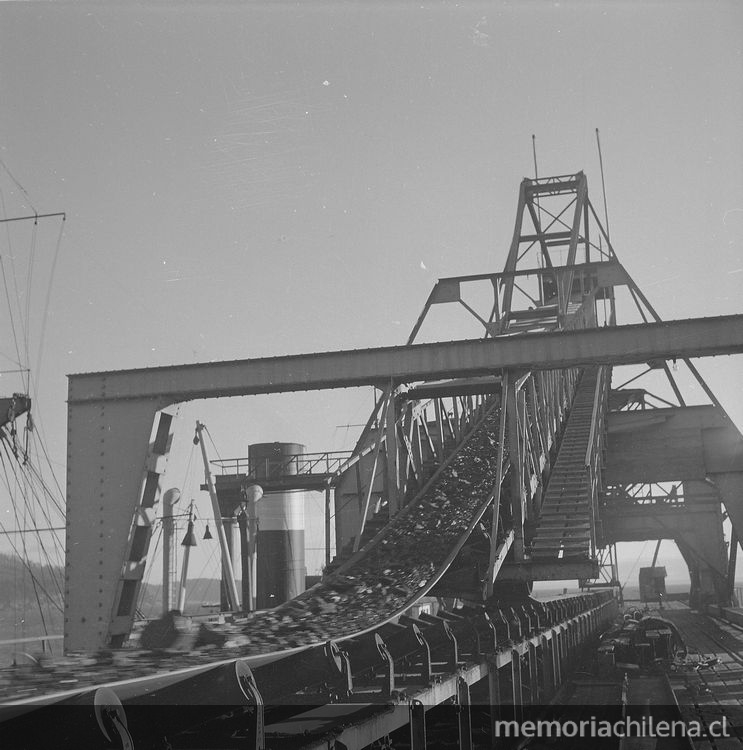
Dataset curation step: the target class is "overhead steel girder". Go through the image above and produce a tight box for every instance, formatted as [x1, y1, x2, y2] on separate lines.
[68, 314, 743, 405]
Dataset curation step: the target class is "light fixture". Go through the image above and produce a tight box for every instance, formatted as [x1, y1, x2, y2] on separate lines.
[181, 520, 197, 547]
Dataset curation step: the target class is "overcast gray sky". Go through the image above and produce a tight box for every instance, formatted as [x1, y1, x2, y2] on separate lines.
[1, 1, 741, 589]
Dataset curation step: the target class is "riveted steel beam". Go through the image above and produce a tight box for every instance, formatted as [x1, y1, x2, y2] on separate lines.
[68, 314, 743, 405]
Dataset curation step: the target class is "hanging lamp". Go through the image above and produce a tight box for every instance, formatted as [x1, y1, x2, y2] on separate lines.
[181, 519, 197, 547]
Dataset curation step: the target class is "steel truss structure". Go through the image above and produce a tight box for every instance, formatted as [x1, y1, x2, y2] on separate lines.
[62, 171, 743, 658]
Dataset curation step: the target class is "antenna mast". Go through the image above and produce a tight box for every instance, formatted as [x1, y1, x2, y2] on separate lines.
[595, 128, 611, 243]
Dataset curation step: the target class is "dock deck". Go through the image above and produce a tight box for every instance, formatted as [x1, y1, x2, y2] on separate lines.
[655, 603, 743, 748]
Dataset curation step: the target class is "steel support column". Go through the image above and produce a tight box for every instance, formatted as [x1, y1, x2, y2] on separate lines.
[457, 677, 473, 750]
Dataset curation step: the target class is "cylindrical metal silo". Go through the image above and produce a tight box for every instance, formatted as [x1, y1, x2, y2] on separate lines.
[248, 442, 306, 608]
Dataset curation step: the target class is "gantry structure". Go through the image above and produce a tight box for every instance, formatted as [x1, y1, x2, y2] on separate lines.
[63, 171, 743, 654]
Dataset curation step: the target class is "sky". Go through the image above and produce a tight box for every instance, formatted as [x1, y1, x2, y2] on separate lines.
[0, 1, 741, 602]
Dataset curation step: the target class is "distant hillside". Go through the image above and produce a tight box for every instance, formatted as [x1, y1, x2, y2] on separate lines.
[0, 552, 226, 662]
[0, 552, 64, 663]
[0, 552, 64, 629]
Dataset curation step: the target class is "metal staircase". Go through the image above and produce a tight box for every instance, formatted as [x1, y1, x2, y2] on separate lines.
[530, 366, 606, 561]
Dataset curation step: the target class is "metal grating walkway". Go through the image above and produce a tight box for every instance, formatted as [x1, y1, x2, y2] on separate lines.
[530, 366, 599, 561]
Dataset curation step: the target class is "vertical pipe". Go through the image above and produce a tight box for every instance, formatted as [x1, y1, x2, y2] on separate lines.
[220, 517, 240, 611]
[177, 501, 195, 614]
[162, 501, 172, 615]
[161, 488, 180, 615]
[238, 510, 250, 612]
[246, 486, 261, 612]
[325, 484, 332, 569]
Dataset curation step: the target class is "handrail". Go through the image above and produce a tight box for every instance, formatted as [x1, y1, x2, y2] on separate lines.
[584, 365, 609, 557]
[212, 451, 353, 477]
[584, 365, 607, 468]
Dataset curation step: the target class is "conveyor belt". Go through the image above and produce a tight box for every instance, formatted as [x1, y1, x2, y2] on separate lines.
[0, 398, 506, 704]
[227, 398, 505, 653]
[0, 366, 608, 718]
[0, 592, 617, 750]
[0, 364, 609, 708]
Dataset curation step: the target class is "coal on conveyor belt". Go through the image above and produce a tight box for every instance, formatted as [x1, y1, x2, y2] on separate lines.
[0, 406, 503, 701]
[228, 404, 502, 650]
